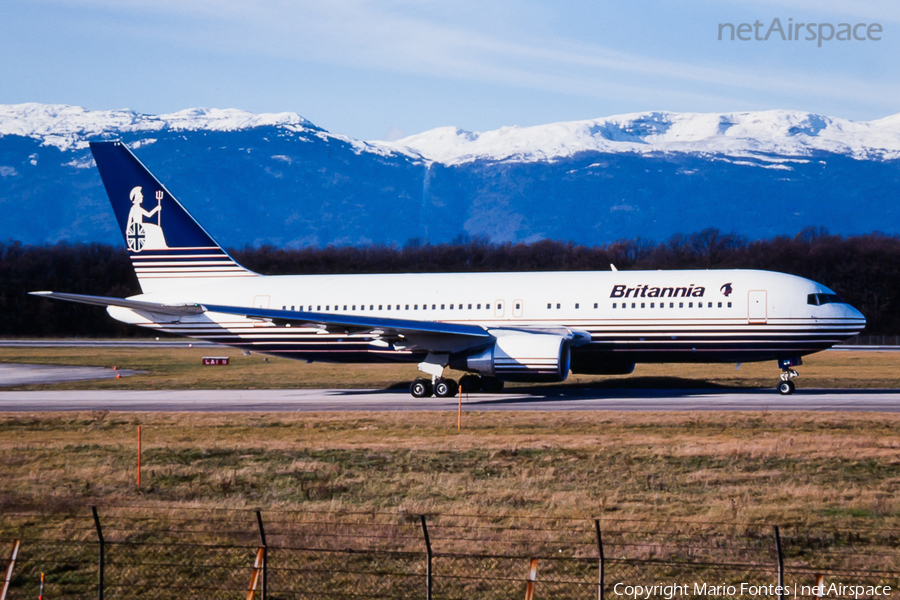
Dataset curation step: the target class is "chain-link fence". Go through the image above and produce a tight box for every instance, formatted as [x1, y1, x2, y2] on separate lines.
[2, 508, 898, 599]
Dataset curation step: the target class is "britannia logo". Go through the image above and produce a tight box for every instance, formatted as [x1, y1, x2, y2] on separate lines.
[720, 283, 733, 296]
[125, 186, 168, 252]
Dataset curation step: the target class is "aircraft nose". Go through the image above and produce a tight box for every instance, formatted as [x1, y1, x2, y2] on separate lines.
[847, 303, 866, 327]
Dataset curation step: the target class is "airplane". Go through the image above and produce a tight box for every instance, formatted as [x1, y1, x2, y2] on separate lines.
[31, 141, 866, 397]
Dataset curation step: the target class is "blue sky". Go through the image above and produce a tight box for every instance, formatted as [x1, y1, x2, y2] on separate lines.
[3, 0, 899, 140]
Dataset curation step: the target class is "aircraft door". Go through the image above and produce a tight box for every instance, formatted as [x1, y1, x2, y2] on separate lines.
[253, 295, 271, 309]
[748, 290, 767, 324]
[494, 300, 505, 318]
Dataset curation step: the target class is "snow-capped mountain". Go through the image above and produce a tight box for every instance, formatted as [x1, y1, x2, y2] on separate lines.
[6, 103, 900, 163]
[389, 110, 900, 164]
[0, 103, 405, 159]
[1, 103, 899, 248]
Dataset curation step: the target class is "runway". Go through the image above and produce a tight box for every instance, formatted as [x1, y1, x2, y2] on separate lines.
[1, 387, 899, 412]
[0, 363, 141, 386]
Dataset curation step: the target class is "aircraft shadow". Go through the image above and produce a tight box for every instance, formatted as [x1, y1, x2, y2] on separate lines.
[332, 377, 899, 403]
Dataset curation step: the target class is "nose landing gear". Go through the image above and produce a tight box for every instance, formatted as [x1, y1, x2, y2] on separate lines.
[776, 357, 801, 395]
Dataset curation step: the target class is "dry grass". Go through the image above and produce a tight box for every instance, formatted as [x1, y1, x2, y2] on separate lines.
[1, 411, 898, 531]
[2, 347, 900, 390]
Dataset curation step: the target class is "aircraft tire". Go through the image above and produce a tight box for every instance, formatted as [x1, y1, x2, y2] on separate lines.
[434, 378, 458, 398]
[777, 380, 795, 395]
[410, 378, 433, 398]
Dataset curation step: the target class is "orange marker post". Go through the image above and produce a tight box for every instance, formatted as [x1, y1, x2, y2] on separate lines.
[39, 572, 44, 600]
[137, 425, 142, 489]
[457, 385, 462, 431]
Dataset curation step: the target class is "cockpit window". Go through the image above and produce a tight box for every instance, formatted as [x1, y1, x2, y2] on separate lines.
[807, 293, 844, 306]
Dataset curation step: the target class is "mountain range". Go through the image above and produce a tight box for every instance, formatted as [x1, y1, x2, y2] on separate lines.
[2, 103, 899, 249]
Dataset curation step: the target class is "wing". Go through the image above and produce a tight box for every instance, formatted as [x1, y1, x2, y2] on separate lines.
[201, 303, 491, 339]
[29, 292, 492, 349]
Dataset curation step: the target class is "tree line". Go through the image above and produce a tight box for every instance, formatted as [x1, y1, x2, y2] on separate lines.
[2, 227, 899, 337]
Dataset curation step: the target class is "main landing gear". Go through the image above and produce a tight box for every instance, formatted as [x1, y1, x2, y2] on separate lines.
[409, 375, 505, 398]
[411, 352, 505, 398]
[776, 357, 801, 395]
[410, 377, 458, 398]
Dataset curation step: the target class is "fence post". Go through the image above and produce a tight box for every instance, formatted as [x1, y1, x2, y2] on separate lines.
[92, 507, 104, 600]
[774, 526, 784, 600]
[256, 511, 267, 600]
[1, 540, 20, 600]
[814, 573, 825, 600]
[247, 548, 265, 600]
[420, 515, 432, 600]
[594, 520, 604, 600]
[524, 558, 538, 600]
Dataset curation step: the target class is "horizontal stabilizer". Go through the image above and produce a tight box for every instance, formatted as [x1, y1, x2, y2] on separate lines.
[29, 291, 205, 317]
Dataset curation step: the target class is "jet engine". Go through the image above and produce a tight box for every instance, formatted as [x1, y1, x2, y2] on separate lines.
[450, 333, 571, 382]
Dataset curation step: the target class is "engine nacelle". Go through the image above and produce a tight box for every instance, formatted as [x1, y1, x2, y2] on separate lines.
[451, 334, 571, 382]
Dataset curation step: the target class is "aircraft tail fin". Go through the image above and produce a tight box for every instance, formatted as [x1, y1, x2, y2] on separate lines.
[89, 141, 256, 293]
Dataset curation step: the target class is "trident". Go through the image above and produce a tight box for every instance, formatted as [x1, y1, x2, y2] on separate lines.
[155, 190, 163, 228]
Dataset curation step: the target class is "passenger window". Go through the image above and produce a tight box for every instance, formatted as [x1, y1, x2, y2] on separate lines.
[575, 303, 579, 309]
[718, 302, 722, 308]
[594, 303, 598, 309]
[631, 303, 635, 308]
[450, 304, 454, 309]
[379, 305, 383, 310]
[387, 305, 391, 310]
[689, 302, 693, 308]
[468, 304, 472, 309]
[612, 303, 617, 308]
[414, 305, 418, 310]
[477, 304, 481, 309]
[515, 303, 521, 309]
[556, 303, 561, 309]
[352, 305, 356, 311]
[406, 305, 410, 310]
[669, 302, 674, 308]
[727, 302, 732, 308]
[650, 303, 654, 308]
[486, 304, 490, 309]
[679, 302, 683, 308]
[641, 303, 645, 308]
[547, 303, 551, 309]
[441, 304, 445, 309]
[432, 304, 436, 310]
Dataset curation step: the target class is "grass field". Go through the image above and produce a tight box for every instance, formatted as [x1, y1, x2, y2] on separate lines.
[2, 346, 900, 390]
[1, 410, 898, 531]
[2, 347, 899, 536]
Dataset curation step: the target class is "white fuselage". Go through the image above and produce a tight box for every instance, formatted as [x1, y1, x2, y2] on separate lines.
[109, 268, 865, 368]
